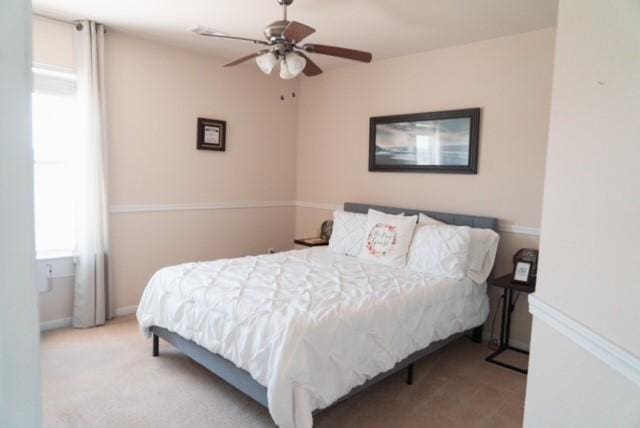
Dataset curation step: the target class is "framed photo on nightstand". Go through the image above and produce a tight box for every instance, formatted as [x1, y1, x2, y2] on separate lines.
[512, 261, 533, 284]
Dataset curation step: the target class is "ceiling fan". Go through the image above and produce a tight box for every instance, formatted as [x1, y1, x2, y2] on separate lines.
[193, 0, 373, 79]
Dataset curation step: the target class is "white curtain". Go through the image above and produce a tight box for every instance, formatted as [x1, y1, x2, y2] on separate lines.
[72, 21, 111, 328]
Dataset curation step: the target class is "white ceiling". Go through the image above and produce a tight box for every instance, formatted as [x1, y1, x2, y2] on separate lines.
[33, 0, 558, 69]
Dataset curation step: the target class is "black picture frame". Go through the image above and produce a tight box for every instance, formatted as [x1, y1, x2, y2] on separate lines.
[513, 248, 539, 278]
[369, 108, 480, 174]
[512, 261, 533, 285]
[197, 117, 226, 151]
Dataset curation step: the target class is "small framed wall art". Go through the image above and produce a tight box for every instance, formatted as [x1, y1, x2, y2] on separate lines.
[197, 117, 226, 151]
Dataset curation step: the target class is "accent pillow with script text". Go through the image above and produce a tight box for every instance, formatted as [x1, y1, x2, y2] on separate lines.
[359, 209, 417, 267]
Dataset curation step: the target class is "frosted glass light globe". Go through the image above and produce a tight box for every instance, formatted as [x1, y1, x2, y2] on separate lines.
[285, 52, 306, 76]
[256, 52, 278, 75]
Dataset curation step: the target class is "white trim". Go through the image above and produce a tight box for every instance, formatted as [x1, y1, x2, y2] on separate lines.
[40, 317, 72, 332]
[40, 305, 139, 331]
[108, 200, 540, 236]
[36, 252, 76, 262]
[293, 201, 541, 235]
[294, 201, 341, 211]
[113, 305, 138, 317]
[110, 200, 296, 214]
[497, 224, 540, 236]
[529, 294, 640, 387]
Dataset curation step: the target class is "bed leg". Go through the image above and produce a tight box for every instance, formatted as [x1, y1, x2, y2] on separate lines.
[152, 334, 159, 357]
[472, 325, 483, 344]
[406, 363, 414, 385]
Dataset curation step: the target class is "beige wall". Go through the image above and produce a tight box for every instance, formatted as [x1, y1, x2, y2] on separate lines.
[38, 276, 74, 323]
[33, 20, 556, 346]
[32, 20, 300, 319]
[105, 32, 299, 309]
[525, 321, 639, 426]
[295, 28, 556, 345]
[531, 0, 640, 354]
[32, 15, 74, 70]
[524, 0, 640, 425]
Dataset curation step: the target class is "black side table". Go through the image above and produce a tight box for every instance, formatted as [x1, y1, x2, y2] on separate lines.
[294, 238, 329, 247]
[485, 274, 535, 374]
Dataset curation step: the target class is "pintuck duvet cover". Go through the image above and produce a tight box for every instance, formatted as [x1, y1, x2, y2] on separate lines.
[137, 247, 489, 428]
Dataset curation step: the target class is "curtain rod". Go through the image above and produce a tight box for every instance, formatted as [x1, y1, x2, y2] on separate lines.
[32, 12, 105, 31]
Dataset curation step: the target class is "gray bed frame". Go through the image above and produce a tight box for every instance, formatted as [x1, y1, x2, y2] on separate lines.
[149, 202, 498, 414]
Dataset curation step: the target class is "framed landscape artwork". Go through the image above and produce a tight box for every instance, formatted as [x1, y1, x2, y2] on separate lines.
[369, 108, 480, 174]
[197, 117, 226, 151]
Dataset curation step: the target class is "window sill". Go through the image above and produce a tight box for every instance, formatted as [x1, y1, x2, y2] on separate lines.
[36, 251, 76, 262]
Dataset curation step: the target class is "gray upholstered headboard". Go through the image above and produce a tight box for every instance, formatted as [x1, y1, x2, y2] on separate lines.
[344, 202, 498, 231]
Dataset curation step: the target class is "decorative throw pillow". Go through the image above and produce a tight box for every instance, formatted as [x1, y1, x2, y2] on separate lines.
[359, 209, 417, 267]
[419, 212, 499, 282]
[407, 224, 471, 279]
[328, 211, 368, 257]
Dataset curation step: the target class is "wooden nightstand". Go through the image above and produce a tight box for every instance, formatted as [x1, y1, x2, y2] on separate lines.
[485, 274, 536, 374]
[294, 237, 329, 247]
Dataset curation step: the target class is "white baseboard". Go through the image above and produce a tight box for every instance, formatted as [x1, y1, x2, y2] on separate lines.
[40, 305, 139, 331]
[40, 317, 72, 332]
[113, 305, 138, 317]
[529, 294, 640, 387]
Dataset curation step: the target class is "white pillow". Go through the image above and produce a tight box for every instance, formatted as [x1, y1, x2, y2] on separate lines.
[328, 211, 367, 257]
[359, 209, 417, 267]
[467, 228, 500, 283]
[407, 224, 471, 279]
[418, 213, 443, 226]
[419, 213, 500, 283]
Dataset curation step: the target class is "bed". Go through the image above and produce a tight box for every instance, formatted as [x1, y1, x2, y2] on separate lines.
[136, 202, 498, 428]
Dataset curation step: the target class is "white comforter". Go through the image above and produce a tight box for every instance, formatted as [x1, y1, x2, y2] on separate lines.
[137, 248, 489, 428]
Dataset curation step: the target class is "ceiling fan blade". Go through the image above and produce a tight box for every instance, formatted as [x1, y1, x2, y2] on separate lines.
[282, 21, 316, 43]
[298, 53, 323, 76]
[223, 50, 269, 67]
[303, 44, 372, 63]
[192, 26, 269, 45]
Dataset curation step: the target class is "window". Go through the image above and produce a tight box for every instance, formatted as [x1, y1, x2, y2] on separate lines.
[32, 66, 79, 258]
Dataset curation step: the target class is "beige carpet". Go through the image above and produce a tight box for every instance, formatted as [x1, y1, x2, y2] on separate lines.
[41, 315, 527, 427]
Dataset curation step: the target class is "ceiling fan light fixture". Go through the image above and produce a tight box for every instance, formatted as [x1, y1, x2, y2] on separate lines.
[284, 52, 306, 77]
[256, 51, 278, 74]
[279, 59, 296, 79]
[195, 0, 373, 79]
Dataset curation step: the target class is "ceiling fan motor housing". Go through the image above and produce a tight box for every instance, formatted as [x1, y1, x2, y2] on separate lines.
[264, 20, 290, 43]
